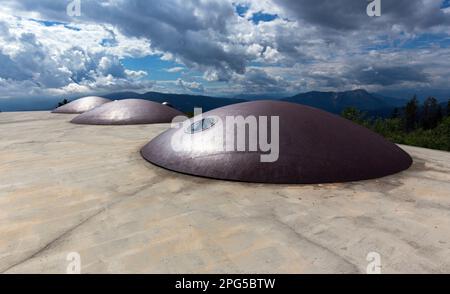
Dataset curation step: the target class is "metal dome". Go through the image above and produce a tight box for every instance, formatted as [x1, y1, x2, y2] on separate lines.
[71, 99, 185, 125]
[141, 101, 413, 184]
[52, 96, 111, 114]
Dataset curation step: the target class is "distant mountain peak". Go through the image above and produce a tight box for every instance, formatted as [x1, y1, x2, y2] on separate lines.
[282, 89, 405, 116]
[347, 88, 369, 94]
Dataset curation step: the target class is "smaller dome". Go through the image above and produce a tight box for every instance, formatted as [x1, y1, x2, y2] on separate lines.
[162, 102, 174, 108]
[52, 96, 111, 114]
[71, 99, 185, 125]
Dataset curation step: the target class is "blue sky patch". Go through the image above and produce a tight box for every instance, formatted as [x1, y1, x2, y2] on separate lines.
[122, 55, 186, 81]
[30, 19, 65, 27]
[233, 3, 278, 24]
[234, 3, 249, 17]
[251, 11, 278, 24]
[30, 19, 80, 31]
[401, 33, 450, 49]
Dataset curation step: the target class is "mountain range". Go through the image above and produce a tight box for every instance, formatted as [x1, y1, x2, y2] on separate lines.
[0, 89, 437, 116]
[281, 89, 407, 117]
[104, 89, 407, 117]
[103, 91, 247, 113]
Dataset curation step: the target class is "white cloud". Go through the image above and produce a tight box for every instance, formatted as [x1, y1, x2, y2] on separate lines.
[0, 9, 153, 98]
[165, 67, 185, 73]
[177, 78, 205, 93]
[0, 0, 449, 98]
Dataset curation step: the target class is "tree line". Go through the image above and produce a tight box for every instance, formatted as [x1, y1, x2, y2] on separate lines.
[342, 96, 450, 151]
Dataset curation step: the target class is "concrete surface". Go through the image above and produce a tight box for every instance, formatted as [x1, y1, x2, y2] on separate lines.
[0, 111, 449, 274]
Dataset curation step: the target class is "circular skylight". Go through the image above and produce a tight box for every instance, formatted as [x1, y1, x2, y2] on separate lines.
[185, 117, 218, 134]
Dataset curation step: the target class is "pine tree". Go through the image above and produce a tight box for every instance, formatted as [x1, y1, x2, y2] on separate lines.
[447, 99, 450, 117]
[391, 107, 400, 119]
[341, 107, 367, 125]
[58, 99, 69, 107]
[422, 97, 442, 130]
[404, 95, 419, 132]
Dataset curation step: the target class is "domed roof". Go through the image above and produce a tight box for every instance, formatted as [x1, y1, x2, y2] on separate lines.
[52, 96, 111, 114]
[71, 99, 185, 125]
[141, 101, 413, 184]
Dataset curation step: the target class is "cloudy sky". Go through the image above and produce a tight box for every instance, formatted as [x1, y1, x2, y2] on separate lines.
[0, 0, 449, 100]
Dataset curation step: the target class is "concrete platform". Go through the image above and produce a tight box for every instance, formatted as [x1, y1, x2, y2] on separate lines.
[0, 111, 449, 274]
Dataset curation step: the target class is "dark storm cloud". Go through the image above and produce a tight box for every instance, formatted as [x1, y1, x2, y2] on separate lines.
[273, 0, 368, 30]
[90, 0, 250, 79]
[0, 52, 30, 81]
[352, 65, 429, 86]
[273, 0, 450, 31]
[5, 0, 248, 79]
[234, 68, 291, 93]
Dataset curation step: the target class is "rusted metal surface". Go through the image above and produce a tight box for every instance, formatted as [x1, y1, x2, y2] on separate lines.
[141, 100, 413, 184]
[52, 96, 111, 114]
[71, 99, 185, 125]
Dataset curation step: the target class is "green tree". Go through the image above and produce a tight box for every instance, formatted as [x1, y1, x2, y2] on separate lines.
[341, 107, 368, 126]
[421, 97, 442, 130]
[391, 107, 400, 119]
[404, 95, 419, 132]
[57, 98, 69, 107]
[432, 116, 450, 150]
[446, 99, 450, 117]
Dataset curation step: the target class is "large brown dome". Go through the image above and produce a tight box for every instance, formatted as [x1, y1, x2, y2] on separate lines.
[141, 101, 413, 184]
[52, 96, 111, 114]
[71, 99, 185, 125]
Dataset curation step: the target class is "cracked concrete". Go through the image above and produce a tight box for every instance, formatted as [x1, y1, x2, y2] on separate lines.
[0, 111, 449, 273]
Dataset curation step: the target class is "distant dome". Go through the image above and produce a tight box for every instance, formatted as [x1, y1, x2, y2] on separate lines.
[52, 96, 111, 114]
[141, 101, 413, 184]
[162, 102, 174, 108]
[71, 99, 184, 125]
